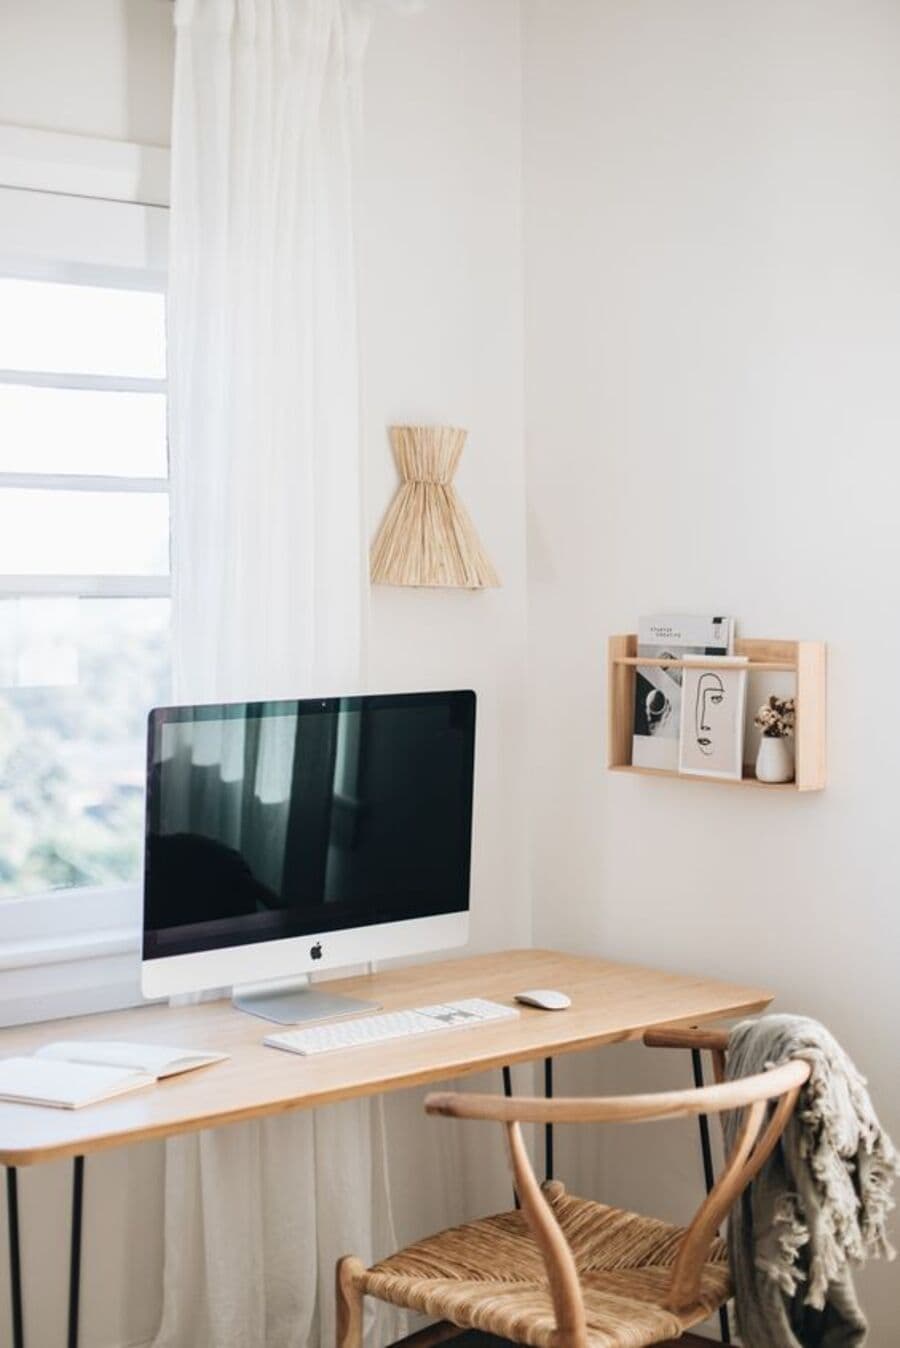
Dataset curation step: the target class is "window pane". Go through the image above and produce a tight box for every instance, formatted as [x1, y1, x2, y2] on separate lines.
[0, 279, 165, 379]
[0, 598, 170, 897]
[0, 598, 79, 687]
[0, 384, 167, 477]
[0, 489, 169, 575]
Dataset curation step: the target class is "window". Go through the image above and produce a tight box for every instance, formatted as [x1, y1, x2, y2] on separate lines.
[0, 276, 170, 901]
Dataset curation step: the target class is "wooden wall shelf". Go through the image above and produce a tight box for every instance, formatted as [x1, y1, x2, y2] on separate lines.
[608, 635, 827, 792]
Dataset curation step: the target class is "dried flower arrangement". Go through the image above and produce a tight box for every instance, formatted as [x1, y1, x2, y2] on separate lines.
[754, 695, 795, 739]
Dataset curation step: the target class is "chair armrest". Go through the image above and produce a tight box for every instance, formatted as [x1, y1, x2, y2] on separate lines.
[642, 1023, 730, 1052]
[425, 1060, 809, 1125]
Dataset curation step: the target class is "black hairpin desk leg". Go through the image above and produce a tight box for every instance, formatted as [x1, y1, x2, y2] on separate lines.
[501, 1060, 555, 1196]
[67, 1157, 84, 1348]
[691, 1050, 730, 1345]
[501, 1066, 520, 1209]
[7, 1168, 24, 1348]
[544, 1058, 554, 1183]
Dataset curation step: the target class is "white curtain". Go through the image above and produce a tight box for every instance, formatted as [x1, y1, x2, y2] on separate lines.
[156, 1, 404, 1344]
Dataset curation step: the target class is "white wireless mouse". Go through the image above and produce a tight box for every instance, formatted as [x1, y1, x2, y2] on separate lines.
[514, 989, 572, 1011]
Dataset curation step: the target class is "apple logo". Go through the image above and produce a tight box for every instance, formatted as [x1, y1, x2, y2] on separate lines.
[310, 942, 323, 961]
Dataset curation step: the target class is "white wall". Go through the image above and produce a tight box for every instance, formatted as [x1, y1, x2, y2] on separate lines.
[0, 0, 174, 146]
[522, 0, 900, 1338]
[361, 0, 529, 961]
[0, 0, 528, 1344]
[361, 0, 530, 1261]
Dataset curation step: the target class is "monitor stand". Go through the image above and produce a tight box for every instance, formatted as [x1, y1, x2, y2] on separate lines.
[232, 974, 379, 1026]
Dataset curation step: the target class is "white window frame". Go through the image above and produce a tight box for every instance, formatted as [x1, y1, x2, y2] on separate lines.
[0, 127, 171, 1024]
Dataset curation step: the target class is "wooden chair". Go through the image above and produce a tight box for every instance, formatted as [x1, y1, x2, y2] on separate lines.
[336, 1027, 809, 1348]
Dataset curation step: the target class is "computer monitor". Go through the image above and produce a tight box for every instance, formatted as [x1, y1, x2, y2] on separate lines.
[142, 690, 475, 1023]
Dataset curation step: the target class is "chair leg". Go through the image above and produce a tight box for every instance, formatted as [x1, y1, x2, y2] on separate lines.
[336, 1256, 366, 1348]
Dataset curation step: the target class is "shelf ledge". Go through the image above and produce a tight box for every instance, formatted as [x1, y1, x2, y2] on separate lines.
[609, 765, 808, 791]
[612, 657, 796, 672]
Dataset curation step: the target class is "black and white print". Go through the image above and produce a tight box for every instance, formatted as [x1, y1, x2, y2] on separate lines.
[631, 615, 733, 770]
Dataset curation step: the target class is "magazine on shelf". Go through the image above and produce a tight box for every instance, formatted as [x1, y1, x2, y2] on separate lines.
[631, 615, 734, 770]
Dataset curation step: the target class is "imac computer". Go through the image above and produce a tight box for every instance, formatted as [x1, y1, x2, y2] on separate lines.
[142, 690, 475, 1023]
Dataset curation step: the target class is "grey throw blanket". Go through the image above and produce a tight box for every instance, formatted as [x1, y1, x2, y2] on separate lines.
[723, 1015, 898, 1348]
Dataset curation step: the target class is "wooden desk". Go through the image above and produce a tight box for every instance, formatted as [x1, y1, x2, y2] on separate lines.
[0, 949, 771, 1347]
[0, 948, 770, 1165]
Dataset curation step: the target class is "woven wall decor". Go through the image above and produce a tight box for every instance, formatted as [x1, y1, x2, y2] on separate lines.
[370, 425, 500, 589]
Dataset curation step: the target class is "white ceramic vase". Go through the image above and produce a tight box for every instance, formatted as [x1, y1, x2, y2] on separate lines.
[756, 735, 794, 784]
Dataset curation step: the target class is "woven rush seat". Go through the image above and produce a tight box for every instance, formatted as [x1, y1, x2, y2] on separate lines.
[361, 1186, 731, 1348]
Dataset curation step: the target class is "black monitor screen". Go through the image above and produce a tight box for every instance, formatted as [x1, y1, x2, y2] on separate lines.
[143, 690, 475, 961]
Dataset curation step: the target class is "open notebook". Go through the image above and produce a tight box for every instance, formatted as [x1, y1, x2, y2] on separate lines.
[0, 1042, 228, 1110]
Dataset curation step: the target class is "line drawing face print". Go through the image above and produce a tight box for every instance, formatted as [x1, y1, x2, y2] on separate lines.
[695, 671, 725, 756]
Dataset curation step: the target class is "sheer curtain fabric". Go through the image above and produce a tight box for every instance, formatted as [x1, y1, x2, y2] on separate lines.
[157, 1, 402, 1344]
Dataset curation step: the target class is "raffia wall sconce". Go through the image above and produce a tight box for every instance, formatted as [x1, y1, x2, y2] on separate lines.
[370, 425, 501, 589]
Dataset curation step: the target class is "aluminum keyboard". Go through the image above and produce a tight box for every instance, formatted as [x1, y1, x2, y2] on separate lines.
[264, 998, 518, 1056]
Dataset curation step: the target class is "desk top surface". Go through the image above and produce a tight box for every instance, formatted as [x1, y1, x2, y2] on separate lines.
[0, 948, 771, 1165]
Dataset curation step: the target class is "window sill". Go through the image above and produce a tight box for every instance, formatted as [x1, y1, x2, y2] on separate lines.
[0, 925, 137, 971]
[0, 886, 147, 1027]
